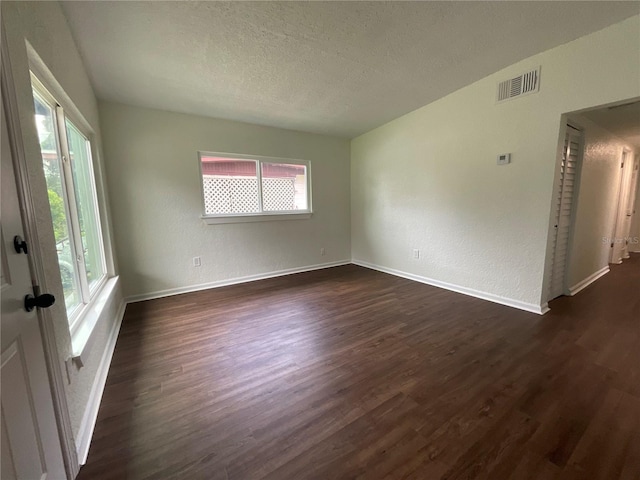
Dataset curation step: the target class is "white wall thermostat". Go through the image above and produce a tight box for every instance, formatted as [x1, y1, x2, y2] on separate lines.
[497, 153, 511, 165]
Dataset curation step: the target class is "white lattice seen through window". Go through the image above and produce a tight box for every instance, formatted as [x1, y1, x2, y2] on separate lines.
[199, 154, 310, 217]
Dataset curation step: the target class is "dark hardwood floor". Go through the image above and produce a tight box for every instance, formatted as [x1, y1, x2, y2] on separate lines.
[78, 255, 640, 480]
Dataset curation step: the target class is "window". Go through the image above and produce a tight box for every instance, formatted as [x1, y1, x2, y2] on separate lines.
[199, 152, 311, 222]
[31, 75, 107, 326]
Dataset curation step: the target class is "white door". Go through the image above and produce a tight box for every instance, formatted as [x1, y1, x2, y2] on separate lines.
[610, 151, 632, 264]
[620, 158, 639, 260]
[549, 125, 582, 300]
[1, 88, 67, 478]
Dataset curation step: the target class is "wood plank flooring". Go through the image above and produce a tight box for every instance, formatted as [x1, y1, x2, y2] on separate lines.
[78, 255, 640, 480]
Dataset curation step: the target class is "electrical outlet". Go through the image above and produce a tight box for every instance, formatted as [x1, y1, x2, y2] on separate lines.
[413, 249, 420, 260]
[320, 248, 326, 256]
[193, 256, 201, 267]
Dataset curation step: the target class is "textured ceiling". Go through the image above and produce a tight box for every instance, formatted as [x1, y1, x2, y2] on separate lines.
[581, 101, 640, 149]
[60, 1, 639, 138]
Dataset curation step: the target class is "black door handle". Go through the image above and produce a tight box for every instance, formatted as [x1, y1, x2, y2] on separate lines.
[13, 235, 28, 254]
[24, 293, 55, 312]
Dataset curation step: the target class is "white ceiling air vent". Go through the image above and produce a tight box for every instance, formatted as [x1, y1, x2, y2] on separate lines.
[497, 66, 540, 103]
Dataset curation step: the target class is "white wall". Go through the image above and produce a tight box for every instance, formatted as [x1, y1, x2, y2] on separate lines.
[351, 15, 640, 312]
[1, 0, 122, 446]
[566, 115, 637, 289]
[98, 101, 351, 299]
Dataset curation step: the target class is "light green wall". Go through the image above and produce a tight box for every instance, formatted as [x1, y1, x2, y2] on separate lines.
[351, 15, 640, 310]
[99, 101, 351, 299]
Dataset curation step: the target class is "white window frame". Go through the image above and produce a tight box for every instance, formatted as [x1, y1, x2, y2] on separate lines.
[198, 151, 312, 224]
[31, 73, 108, 334]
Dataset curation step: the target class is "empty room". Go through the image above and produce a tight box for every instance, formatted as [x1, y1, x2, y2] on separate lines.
[1, 1, 639, 479]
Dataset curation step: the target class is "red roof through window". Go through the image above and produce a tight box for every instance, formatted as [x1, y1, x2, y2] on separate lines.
[201, 157, 304, 178]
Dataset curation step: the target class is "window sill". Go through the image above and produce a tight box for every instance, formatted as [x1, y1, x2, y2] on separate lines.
[70, 276, 119, 367]
[201, 212, 312, 224]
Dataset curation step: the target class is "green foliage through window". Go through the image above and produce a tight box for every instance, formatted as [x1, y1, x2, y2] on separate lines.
[47, 189, 68, 243]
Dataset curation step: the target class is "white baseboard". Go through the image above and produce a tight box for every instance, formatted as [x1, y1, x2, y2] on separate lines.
[76, 299, 126, 465]
[569, 266, 610, 296]
[125, 260, 352, 304]
[352, 259, 548, 315]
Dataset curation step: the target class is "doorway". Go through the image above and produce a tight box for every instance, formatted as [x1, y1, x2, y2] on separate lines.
[547, 99, 640, 305]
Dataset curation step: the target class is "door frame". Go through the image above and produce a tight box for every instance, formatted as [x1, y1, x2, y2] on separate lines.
[1, 30, 79, 479]
[621, 156, 639, 259]
[625, 156, 640, 256]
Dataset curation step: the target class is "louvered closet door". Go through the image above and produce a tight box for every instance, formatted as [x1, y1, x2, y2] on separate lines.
[549, 126, 582, 300]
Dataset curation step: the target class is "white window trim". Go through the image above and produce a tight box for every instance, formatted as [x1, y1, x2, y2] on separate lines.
[29, 66, 116, 355]
[198, 151, 313, 223]
[70, 276, 119, 365]
[201, 212, 312, 225]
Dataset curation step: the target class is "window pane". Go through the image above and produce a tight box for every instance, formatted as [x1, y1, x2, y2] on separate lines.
[261, 163, 307, 211]
[33, 92, 82, 315]
[65, 119, 105, 293]
[201, 157, 259, 214]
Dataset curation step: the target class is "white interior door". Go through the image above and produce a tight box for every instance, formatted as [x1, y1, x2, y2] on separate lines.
[610, 151, 632, 264]
[620, 158, 638, 260]
[549, 125, 582, 300]
[1, 86, 66, 479]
